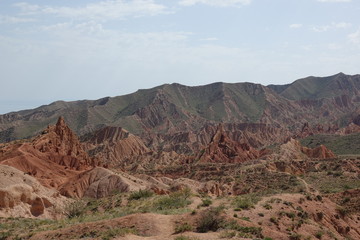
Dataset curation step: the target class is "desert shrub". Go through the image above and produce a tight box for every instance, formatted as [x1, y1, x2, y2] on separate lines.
[289, 233, 302, 240]
[316, 212, 324, 220]
[315, 231, 324, 239]
[336, 207, 349, 218]
[258, 213, 265, 217]
[270, 217, 278, 225]
[128, 189, 153, 201]
[263, 203, 272, 210]
[174, 223, 193, 234]
[64, 200, 86, 218]
[286, 212, 296, 219]
[315, 195, 323, 201]
[196, 206, 225, 233]
[0, 231, 11, 240]
[200, 198, 212, 207]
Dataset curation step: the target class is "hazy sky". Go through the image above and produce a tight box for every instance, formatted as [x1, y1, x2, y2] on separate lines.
[1, 0, 360, 114]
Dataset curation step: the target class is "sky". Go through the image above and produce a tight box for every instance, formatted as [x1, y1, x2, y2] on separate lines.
[0, 0, 360, 114]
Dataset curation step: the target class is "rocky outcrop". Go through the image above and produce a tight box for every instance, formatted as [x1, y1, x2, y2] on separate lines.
[0, 165, 67, 218]
[60, 167, 146, 199]
[198, 124, 266, 163]
[0, 117, 95, 188]
[33, 116, 94, 169]
[276, 138, 336, 161]
[83, 126, 149, 167]
[301, 144, 336, 159]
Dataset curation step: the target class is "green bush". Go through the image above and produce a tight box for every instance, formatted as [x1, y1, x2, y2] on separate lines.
[128, 189, 154, 201]
[315, 231, 324, 239]
[200, 198, 212, 207]
[263, 203, 272, 210]
[0, 231, 11, 240]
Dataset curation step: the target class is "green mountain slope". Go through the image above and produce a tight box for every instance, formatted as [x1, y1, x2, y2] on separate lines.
[1, 73, 360, 144]
[269, 73, 360, 100]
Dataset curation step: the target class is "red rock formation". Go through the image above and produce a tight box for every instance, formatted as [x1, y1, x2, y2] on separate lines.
[60, 167, 145, 199]
[0, 117, 95, 188]
[296, 122, 339, 138]
[83, 126, 150, 167]
[198, 124, 266, 163]
[277, 138, 336, 160]
[301, 145, 336, 159]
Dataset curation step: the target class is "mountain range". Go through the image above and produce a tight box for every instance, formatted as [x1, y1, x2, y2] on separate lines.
[1, 73, 360, 150]
[1, 73, 360, 240]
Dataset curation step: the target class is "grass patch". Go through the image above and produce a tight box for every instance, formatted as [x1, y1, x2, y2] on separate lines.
[233, 194, 260, 210]
[154, 189, 192, 211]
[128, 189, 154, 201]
[174, 223, 193, 234]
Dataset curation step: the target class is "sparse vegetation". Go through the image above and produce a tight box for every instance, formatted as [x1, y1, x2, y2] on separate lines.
[174, 223, 193, 234]
[174, 236, 199, 240]
[154, 189, 192, 211]
[200, 198, 212, 207]
[128, 189, 154, 201]
[233, 194, 260, 210]
[336, 207, 349, 218]
[289, 233, 302, 240]
[315, 231, 324, 239]
[219, 230, 237, 238]
[64, 200, 86, 219]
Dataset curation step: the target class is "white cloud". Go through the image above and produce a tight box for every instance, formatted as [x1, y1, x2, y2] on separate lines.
[14, 0, 168, 21]
[311, 22, 351, 32]
[317, 0, 351, 2]
[0, 15, 35, 24]
[289, 24, 303, 29]
[327, 43, 342, 50]
[348, 29, 360, 44]
[200, 37, 218, 41]
[311, 25, 331, 32]
[179, 0, 251, 7]
[333, 22, 351, 28]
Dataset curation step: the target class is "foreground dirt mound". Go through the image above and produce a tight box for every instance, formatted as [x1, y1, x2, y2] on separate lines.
[25, 192, 360, 240]
[60, 167, 147, 199]
[83, 126, 150, 167]
[328, 188, 360, 213]
[198, 124, 266, 163]
[0, 117, 95, 189]
[0, 165, 67, 218]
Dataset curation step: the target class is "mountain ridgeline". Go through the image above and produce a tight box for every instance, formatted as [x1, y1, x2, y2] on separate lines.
[1, 73, 360, 152]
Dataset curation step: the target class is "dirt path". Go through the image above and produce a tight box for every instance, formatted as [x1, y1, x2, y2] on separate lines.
[297, 176, 320, 195]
